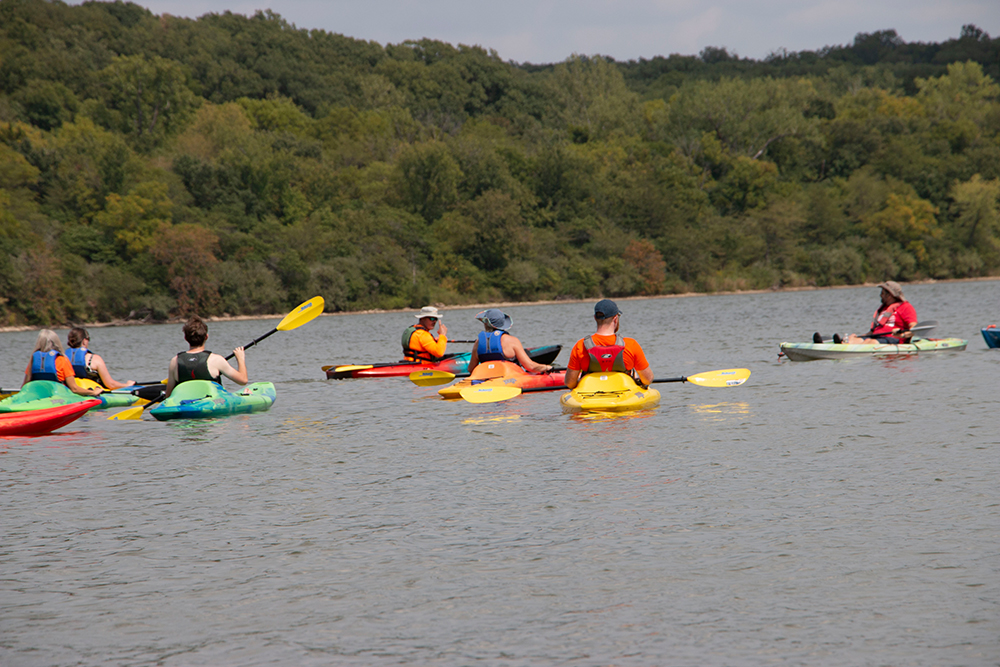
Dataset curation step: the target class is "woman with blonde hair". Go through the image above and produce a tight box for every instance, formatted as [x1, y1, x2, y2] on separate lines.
[66, 327, 135, 390]
[23, 329, 104, 397]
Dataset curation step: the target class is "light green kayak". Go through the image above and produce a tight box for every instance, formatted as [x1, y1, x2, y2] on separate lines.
[780, 337, 968, 361]
[149, 380, 276, 421]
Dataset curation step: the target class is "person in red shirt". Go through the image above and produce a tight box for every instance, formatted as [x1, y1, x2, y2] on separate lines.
[565, 299, 653, 389]
[23, 329, 104, 397]
[840, 281, 917, 344]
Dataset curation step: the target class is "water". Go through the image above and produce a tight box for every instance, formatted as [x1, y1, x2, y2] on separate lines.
[1, 281, 998, 666]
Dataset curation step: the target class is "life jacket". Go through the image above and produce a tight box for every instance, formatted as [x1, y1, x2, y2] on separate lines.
[402, 325, 441, 362]
[176, 350, 220, 383]
[870, 302, 904, 336]
[476, 330, 510, 362]
[583, 335, 628, 373]
[30, 350, 62, 382]
[66, 347, 99, 380]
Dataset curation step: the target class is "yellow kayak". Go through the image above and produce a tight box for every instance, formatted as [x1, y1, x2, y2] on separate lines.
[560, 372, 660, 412]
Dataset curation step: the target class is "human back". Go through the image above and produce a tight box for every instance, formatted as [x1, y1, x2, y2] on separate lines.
[165, 316, 247, 398]
[23, 329, 103, 397]
[468, 309, 552, 374]
[565, 299, 652, 389]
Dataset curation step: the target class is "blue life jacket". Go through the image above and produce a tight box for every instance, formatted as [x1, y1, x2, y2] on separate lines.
[476, 330, 511, 362]
[66, 347, 98, 380]
[31, 350, 62, 382]
[176, 351, 220, 383]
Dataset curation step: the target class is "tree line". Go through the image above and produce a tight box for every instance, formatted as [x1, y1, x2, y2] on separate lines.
[1, 0, 999, 325]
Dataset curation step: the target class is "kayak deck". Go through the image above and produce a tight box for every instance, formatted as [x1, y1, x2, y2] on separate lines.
[150, 381, 277, 421]
[780, 337, 968, 361]
[560, 372, 660, 413]
[0, 399, 101, 436]
[0, 381, 90, 413]
[438, 361, 566, 399]
[326, 344, 562, 379]
[982, 326, 1000, 349]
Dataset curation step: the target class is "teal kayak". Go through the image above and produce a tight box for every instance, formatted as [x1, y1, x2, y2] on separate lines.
[0, 381, 91, 412]
[149, 380, 277, 421]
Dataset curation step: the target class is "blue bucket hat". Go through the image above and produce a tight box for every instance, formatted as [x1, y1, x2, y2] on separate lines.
[594, 299, 621, 319]
[475, 308, 512, 331]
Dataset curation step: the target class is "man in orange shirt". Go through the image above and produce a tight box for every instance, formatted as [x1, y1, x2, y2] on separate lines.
[565, 299, 653, 389]
[402, 306, 449, 362]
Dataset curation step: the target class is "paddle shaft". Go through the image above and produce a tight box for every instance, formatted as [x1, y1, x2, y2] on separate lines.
[226, 329, 278, 360]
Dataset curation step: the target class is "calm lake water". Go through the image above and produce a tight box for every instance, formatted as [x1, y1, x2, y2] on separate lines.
[1, 280, 998, 666]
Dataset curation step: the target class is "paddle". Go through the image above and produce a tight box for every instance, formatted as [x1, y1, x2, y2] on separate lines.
[459, 368, 751, 403]
[816, 320, 938, 343]
[109, 296, 325, 420]
[410, 366, 566, 387]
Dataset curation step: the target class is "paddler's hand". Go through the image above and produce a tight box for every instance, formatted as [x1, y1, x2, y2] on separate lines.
[232, 346, 246, 364]
[91, 386, 104, 396]
[437, 322, 448, 338]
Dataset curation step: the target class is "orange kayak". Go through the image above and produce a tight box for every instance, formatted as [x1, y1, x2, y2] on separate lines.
[438, 361, 566, 399]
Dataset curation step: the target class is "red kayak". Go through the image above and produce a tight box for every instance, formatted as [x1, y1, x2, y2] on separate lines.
[326, 344, 561, 379]
[436, 361, 566, 399]
[0, 399, 101, 436]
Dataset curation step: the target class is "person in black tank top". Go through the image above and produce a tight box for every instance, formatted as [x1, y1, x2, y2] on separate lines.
[164, 316, 249, 399]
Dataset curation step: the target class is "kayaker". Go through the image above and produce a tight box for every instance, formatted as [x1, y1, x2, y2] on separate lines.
[564, 299, 654, 389]
[164, 316, 247, 398]
[66, 327, 136, 390]
[835, 281, 917, 345]
[402, 306, 448, 362]
[22, 329, 104, 397]
[468, 308, 554, 374]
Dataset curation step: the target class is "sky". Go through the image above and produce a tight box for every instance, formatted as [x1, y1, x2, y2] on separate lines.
[109, 0, 1000, 64]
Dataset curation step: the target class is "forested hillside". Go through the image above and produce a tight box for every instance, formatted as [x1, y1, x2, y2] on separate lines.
[2, 0, 999, 325]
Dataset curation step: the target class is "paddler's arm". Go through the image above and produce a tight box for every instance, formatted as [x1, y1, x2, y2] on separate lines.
[414, 329, 448, 359]
[635, 366, 654, 387]
[510, 338, 552, 374]
[214, 347, 248, 385]
[469, 346, 480, 372]
[564, 368, 582, 389]
[164, 356, 179, 398]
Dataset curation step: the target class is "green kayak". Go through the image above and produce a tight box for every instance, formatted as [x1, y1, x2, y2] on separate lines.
[0, 381, 91, 412]
[0, 380, 155, 411]
[149, 380, 277, 421]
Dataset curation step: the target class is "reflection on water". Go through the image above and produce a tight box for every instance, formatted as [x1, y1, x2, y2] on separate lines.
[689, 401, 752, 422]
[1, 280, 998, 666]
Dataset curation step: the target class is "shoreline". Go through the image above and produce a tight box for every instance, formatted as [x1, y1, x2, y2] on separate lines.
[2, 275, 998, 333]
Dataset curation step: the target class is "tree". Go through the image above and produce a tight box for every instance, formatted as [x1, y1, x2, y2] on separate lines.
[93, 54, 199, 150]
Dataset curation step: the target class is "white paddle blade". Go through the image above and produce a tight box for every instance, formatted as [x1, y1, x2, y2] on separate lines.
[459, 386, 522, 403]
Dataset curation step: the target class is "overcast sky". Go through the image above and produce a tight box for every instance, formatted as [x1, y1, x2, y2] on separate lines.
[115, 0, 999, 64]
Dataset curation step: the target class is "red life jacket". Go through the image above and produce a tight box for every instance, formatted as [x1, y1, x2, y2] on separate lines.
[870, 302, 903, 336]
[584, 335, 628, 373]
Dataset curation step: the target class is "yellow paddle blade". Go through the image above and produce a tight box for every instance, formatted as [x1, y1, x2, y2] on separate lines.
[75, 378, 103, 391]
[685, 368, 751, 388]
[277, 296, 325, 331]
[409, 369, 456, 386]
[108, 405, 146, 420]
[460, 385, 522, 403]
[332, 365, 374, 373]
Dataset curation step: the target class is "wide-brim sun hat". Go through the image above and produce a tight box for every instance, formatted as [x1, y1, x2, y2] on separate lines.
[475, 308, 512, 331]
[415, 306, 444, 319]
[877, 281, 905, 300]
